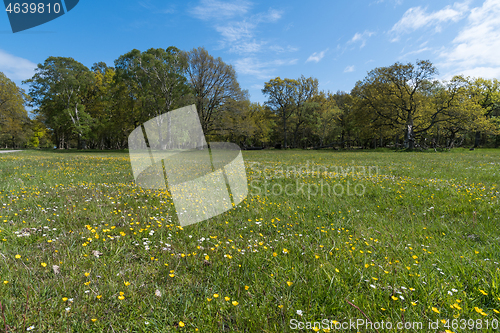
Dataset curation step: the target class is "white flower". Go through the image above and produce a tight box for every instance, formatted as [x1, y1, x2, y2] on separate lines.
[448, 291, 453, 295]
[65, 307, 71, 312]
[296, 310, 303, 316]
[27, 326, 35, 331]
[370, 284, 376, 289]
[452, 288, 458, 292]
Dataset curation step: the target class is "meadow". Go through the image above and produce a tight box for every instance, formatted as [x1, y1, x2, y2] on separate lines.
[0, 148, 499, 332]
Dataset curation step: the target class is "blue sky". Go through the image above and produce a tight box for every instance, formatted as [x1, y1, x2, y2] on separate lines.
[1, 0, 499, 103]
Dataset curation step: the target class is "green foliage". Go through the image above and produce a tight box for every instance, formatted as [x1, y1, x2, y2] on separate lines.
[0, 71, 31, 148]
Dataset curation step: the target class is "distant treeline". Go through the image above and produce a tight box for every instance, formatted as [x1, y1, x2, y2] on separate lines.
[1, 48, 499, 150]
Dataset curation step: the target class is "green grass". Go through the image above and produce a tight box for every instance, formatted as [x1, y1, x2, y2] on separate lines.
[0, 149, 499, 332]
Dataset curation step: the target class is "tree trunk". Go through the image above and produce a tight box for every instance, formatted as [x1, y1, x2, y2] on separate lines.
[474, 131, 481, 148]
[283, 115, 287, 149]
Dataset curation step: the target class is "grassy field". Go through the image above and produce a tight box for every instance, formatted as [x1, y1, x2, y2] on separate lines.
[0, 148, 499, 332]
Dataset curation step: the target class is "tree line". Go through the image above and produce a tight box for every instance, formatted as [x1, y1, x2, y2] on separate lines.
[0, 48, 499, 150]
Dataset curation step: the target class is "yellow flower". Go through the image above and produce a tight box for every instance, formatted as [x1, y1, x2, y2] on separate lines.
[432, 307, 440, 314]
[244, 286, 249, 290]
[272, 252, 277, 257]
[224, 296, 230, 301]
[287, 281, 293, 286]
[391, 296, 398, 301]
[479, 289, 488, 295]
[178, 321, 185, 327]
[312, 327, 320, 332]
[205, 255, 209, 260]
[411, 302, 417, 306]
[118, 295, 125, 300]
[278, 305, 283, 309]
[84, 281, 90, 286]
[213, 293, 219, 298]
[169, 274, 175, 278]
[232, 301, 238, 306]
[412, 255, 418, 259]
[84, 272, 90, 277]
[96, 295, 102, 299]
[15, 254, 21, 259]
[314, 255, 320, 259]
[62, 297, 68, 302]
[207, 298, 212, 302]
[91, 318, 97, 322]
[41, 262, 47, 267]
[282, 248, 288, 254]
[124, 281, 131, 286]
[3, 281, 8, 285]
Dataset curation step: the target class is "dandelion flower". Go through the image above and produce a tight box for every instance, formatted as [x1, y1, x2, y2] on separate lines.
[244, 285, 249, 290]
[224, 296, 230, 301]
[232, 301, 238, 306]
[213, 293, 219, 298]
[15, 254, 21, 259]
[178, 321, 185, 327]
[41, 262, 47, 267]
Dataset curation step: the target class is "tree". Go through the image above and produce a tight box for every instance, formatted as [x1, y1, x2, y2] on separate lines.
[24, 57, 95, 149]
[290, 75, 319, 148]
[115, 47, 191, 149]
[351, 60, 478, 149]
[0, 71, 30, 148]
[262, 77, 298, 148]
[183, 47, 246, 137]
[466, 77, 500, 147]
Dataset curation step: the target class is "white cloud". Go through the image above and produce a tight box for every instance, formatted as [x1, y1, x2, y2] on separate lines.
[349, 31, 375, 48]
[439, 0, 500, 80]
[399, 46, 431, 59]
[390, 1, 470, 41]
[344, 65, 355, 73]
[193, 3, 285, 55]
[190, 0, 251, 20]
[234, 57, 297, 79]
[269, 45, 299, 53]
[306, 49, 328, 63]
[0, 50, 37, 81]
[216, 21, 255, 42]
